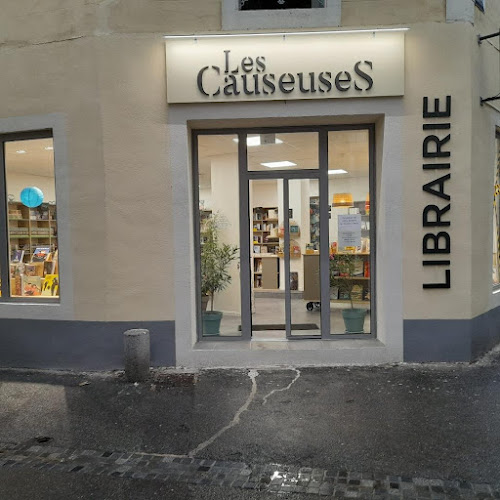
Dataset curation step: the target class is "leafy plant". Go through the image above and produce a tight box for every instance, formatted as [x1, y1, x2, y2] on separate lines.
[329, 253, 357, 309]
[200, 212, 239, 312]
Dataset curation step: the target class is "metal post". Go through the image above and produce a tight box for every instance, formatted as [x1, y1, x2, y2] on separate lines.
[124, 329, 151, 382]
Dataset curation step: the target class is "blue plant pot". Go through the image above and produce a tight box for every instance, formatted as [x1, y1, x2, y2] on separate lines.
[341, 308, 365, 333]
[202, 311, 223, 336]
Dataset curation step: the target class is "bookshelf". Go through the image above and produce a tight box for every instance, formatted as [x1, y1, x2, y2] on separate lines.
[7, 201, 59, 298]
[252, 206, 279, 289]
[303, 252, 371, 309]
[8, 201, 58, 263]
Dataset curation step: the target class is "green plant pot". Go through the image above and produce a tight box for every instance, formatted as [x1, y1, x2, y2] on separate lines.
[341, 308, 365, 333]
[202, 311, 223, 336]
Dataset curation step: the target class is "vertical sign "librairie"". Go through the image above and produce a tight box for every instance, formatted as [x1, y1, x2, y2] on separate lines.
[422, 96, 451, 289]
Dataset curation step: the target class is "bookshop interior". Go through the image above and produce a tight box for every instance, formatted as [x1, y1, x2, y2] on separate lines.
[5, 136, 59, 299]
[197, 129, 372, 339]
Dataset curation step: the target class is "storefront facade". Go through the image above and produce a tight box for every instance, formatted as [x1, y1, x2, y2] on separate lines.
[0, 0, 499, 369]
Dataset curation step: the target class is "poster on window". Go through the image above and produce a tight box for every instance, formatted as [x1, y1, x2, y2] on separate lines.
[338, 214, 361, 250]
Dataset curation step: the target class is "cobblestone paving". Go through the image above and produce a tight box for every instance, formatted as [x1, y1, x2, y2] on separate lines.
[1, 441, 499, 498]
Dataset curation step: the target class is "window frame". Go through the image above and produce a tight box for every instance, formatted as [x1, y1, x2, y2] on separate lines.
[192, 124, 376, 341]
[239, 0, 325, 10]
[0, 129, 60, 303]
[222, 0, 340, 31]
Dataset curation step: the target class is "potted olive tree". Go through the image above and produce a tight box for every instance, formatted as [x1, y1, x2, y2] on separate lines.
[200, 213, 238, 336]
[329, 254, 366, 333]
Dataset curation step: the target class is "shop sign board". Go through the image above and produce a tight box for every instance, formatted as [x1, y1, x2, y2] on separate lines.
[165, 32, 405, 103]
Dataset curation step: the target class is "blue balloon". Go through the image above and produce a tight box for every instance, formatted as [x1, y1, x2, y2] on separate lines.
[20, 187, 44, 208]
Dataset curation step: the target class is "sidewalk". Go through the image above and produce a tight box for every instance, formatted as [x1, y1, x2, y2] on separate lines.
[1, 354, 500, 498]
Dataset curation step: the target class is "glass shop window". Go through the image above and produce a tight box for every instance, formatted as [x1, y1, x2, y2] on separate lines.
[239, 0, 325, 9]
[196, 134, 241, 337]
[493, 133, 500, 288]
[3, 135, 59, 299]
[328, 130, 371, 335]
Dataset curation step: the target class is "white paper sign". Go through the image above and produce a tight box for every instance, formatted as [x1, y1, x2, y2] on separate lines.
[338, 214, 361, 249]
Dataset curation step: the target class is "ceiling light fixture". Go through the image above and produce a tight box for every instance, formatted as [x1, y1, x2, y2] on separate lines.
[233, 136, 284, 147]
[328, 169, 348, 175]
[16, 150, 26, 154]
[164, 27, 409, 39]
[333, 193, 354, 207]
[261, 161, 297, 168]
[44, 146, 54, 151]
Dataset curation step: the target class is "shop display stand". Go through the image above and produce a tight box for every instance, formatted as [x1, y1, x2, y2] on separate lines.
[252, 206, 279, 289]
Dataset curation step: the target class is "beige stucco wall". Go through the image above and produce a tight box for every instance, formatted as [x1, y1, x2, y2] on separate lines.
[0, 0, 498, 329]
[0, 38, 107, 320]
[0, 0, 449, 48]
[342, 0, 445, 26]
[0, 33, 175, 322]
[403, 22, 474, 320]
[470, 2, 500, 318]
[95, 35, 173, 322]
[402, 6, 500, 322]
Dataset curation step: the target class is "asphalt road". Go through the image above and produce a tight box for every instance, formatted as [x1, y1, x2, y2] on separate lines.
[1, 356, 500, 497]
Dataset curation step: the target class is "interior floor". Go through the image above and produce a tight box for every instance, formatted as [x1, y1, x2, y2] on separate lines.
[216, 296, 370, 339]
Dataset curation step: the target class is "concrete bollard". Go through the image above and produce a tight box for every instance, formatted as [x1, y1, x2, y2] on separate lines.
[124, 329, 151, 382]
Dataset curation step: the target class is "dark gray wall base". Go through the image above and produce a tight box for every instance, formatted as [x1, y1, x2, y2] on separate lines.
[470, 305, 500, 359]
[404, 305, 500, 362]
[0, 319, 175, 371]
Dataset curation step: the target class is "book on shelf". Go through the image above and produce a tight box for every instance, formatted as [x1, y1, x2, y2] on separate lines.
[10, 266, 22, 296]
[11, 249, 24, 263]
[32, 247, 51, 262]
[353, 259, 364, 276]
[41, 274, 59, 297]
[24, 262, 44, 277]
[22, 275, 42, 296]
[51, 249, 59, 275]
[351, 285, 363, 301]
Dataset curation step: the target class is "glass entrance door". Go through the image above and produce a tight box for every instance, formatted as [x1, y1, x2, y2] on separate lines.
[249, 177, 322, 339]
[247, 132, 322, 339]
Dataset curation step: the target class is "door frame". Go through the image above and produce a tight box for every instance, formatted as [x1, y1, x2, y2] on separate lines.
[192, 124, 376, 341]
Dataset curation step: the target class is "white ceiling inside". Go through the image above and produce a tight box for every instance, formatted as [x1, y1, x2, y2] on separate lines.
[4, 138, 55, 178]
[197, 130, 369, 189]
